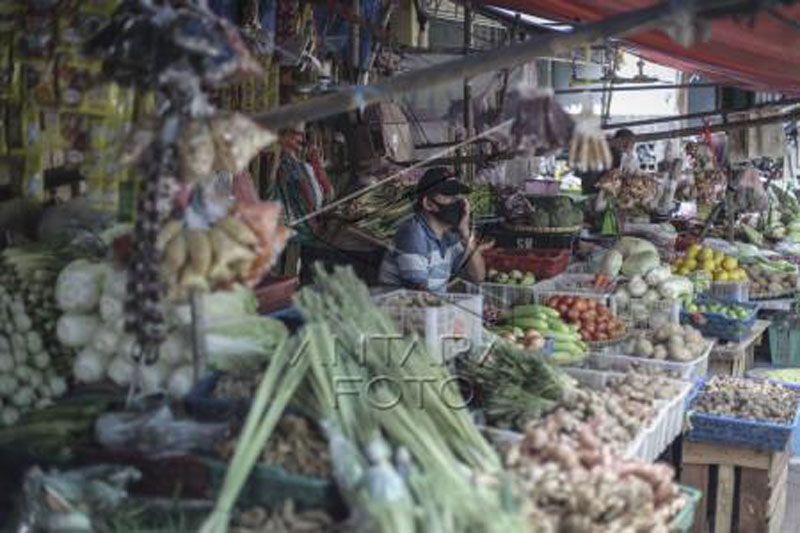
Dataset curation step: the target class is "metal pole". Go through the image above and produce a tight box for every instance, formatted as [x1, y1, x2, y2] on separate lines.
[351, 0, 360, 77]
[603, 97, 800, 129]
[631, 107, 800, 142]
[254, 0, 688, 130]
[555, 82, 719, 95]
[463, 0, 474, 181]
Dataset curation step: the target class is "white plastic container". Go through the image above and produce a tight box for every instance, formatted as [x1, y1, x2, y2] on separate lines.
[373, 289, 483, 362]
[587, 340, 714, 381]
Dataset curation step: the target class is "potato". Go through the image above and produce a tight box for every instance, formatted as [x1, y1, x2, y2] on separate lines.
[652, 345, 668, 360]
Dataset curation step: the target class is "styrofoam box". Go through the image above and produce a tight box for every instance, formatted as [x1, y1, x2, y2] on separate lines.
[372, 289, 483, 362]
[587, 340, 714, 381]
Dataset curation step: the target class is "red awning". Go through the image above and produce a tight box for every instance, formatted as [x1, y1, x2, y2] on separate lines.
[486, 0, 800, 94]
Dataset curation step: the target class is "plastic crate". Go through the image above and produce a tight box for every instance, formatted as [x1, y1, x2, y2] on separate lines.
[650, 381, 694, 460]
[373, 289, 483, 361]
[533, 273, 618, 295]
[707, 281, 749, 303]
[670, 485, 703, 533]
[680, 296, 759, 342]
[769, 317, 800, 367]
[205, 458, 343, 514]
[479, 282, 537, 309]
[685, 379, 800, 452]
[616, 297, 681, 329]
[748, 367, 800, 456]
[483, 248, 570, 280]
[587, 340, 713, 381]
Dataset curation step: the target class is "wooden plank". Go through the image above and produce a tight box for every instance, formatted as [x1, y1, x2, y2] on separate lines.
[768, 479, 787, 533]
[714, 465, 735, 533]
[768, 449, 790, 485]
[767, 462, 788, 517]
[709, 358, 735, 376]
[739, 467, 769, 533]
[683, 441, 772, 470]
[680, 463, 710, 533]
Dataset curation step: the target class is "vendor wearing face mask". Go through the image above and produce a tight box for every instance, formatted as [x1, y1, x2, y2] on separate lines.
[378, 167, 493, 293]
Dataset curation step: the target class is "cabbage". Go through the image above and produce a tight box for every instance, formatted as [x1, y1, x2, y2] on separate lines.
[621, 251, 660, 277]
[645, 266, 671, 287]
[170, 284, 258, 326]
[614, 237, 658, 258]
[659, 276, 694, 299]
[599, 250, 623, 277]
[205, 316, 288, 372]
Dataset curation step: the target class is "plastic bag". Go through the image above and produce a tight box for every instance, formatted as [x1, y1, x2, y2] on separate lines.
[17, 464, 141, 532]
[95, 404, 227, 456]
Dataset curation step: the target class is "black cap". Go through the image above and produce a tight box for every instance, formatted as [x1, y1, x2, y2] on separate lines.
[416, 167, 471, 198]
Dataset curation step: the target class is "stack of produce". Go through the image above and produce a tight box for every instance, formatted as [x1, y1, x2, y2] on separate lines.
[744, 262, 797, 298]
[468, 183, 496, 218]
[544, 296, 626, 345]
[0, 247, 73, 425]
[621, 323, 708, 363]
[231, 502, 338, 533]
[683, 298, 753, 321]
[671, 243, 748, 282]
[216, 414, 331, 477]
[460, 341, 573, 429]
[525, 195, 583, 230]
[692, 376, 799, 424]
[500, 304, 587, 364]
[159, 202, 291, 301]
[597, 170, 660, 213]
[334, 180, 414, 240]
[507, 410, 687, 532]
[486, 268, 536, 286]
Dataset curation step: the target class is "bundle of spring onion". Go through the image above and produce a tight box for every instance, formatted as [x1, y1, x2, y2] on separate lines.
[0, 246, 73, 425]
[294, 265, 522, 532]
[334, 182, 414, 240]
[202, 266, 524, 533]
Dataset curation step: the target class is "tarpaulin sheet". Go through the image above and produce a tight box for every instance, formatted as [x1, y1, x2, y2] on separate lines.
[486, 0, 800, 94]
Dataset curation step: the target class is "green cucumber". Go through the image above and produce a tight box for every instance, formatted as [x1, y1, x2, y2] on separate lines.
[512, 304, 559, 319]
[543, 330, 580, 343]
[509, 317, 549, 331]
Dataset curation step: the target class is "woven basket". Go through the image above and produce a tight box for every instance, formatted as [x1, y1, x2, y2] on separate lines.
[502, 222, 581, 234]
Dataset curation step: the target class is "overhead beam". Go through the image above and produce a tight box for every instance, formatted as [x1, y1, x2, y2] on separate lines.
[254, 1, 694, 130]
[603, 97, 800, 130]
[631, 107, 800, 142]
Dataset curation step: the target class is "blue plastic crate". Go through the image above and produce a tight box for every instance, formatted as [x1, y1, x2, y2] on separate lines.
[184, 372, 251, 422]
[685, 378, 800, 452]
[680, 295, 759, 342]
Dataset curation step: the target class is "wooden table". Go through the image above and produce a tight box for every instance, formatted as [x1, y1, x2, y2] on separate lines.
[708, 320, 771, 377]
[680, 440, 789, 533]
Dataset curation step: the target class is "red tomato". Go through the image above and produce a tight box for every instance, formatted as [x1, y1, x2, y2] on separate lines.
[575, 299, 587, 312]
[547, 296, 560, 308]
[558, 304, 570, 315]
[563, 296, 575, 306]
[567, 309, 581, 321]
[596, 320, 608, 333]
[581, 310, 597, 322]
[583, 322, 596, 334]
[597, 332, 609, 341]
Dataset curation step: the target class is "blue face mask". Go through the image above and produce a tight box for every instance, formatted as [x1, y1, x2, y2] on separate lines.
[432, 198, 464, 227]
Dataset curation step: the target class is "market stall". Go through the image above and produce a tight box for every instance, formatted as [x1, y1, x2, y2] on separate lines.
[2, 0, 800, 532]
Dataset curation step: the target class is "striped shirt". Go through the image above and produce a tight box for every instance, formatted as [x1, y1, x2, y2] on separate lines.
[379, 214, 465, 293]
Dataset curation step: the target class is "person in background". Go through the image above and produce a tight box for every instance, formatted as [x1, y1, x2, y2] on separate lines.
[378, 167, 493, 293]
[580, 128, 639, 233]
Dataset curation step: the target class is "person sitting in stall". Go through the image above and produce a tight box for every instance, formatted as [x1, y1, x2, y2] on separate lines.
[378, 167, 493, 293]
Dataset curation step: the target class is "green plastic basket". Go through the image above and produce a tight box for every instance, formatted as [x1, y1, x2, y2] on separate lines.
[205, 458, 344, 515]
[769, 318, 800, 367]
[670, 485, 703, 532]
